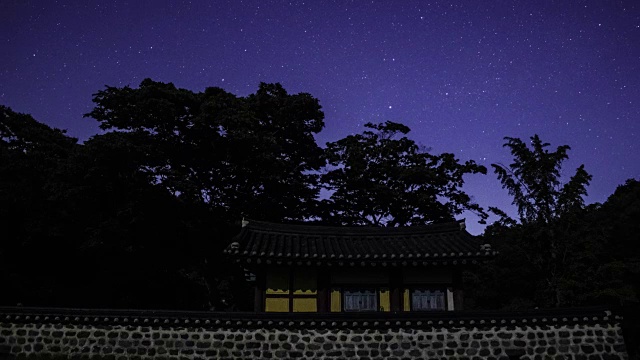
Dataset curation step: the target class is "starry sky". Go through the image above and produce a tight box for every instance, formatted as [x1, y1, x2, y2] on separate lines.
[1, 0, 639, 234]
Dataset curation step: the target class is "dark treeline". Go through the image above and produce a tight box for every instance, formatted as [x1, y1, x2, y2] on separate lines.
[1, 80, 638, 311]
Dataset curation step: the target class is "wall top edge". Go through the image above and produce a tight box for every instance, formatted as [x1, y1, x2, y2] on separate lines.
[0, 306, 626, 328]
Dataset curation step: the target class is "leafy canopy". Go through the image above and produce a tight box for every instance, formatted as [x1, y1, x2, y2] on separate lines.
[320, 121, 487, 226]
[470, 134, 595, 309]
[491, 134, 592, 225]
[86, 79, 325, 222]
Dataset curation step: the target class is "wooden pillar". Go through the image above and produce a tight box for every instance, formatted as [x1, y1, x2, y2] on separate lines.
[253, 270, 265, 312]
[288, 267, 295, 312]
[316, 268, 330, 313]
[453, 268, 464, 311]
[389, 267, 403, 312]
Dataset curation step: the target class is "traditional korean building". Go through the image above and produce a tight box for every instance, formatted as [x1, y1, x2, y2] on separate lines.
[224, 219, 496, 313]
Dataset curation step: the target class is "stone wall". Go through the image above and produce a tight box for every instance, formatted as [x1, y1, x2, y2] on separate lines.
[0, 307, 629, 360]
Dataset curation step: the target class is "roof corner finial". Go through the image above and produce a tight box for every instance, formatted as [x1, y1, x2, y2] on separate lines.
[241, 217, 249, 228]
[458, 219, 466, 230]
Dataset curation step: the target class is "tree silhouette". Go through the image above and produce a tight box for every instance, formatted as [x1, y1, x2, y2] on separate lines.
[491, 134, 591, 225]
[320, 121, 487, 226]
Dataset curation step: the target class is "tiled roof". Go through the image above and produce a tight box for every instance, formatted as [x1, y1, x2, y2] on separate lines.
[224, 219, 496, 266]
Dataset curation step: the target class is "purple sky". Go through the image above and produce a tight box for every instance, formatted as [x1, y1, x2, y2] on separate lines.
[2, 1, 639, 234]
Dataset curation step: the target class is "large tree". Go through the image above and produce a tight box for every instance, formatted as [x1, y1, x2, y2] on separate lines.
[0, 106, 249, 310]
[468, 135, 594, 309]
[52, 132, 245, 310]
[491, 135, 592, 225]
[81, 80, 327, 309]
[0, 106, 83, 307]
[0, 106, 78, 228]
[86, 79, 325, 222]
[470, 178, 640, 310]
[319, 121, 487, 226]
[582, 179, 640, 305]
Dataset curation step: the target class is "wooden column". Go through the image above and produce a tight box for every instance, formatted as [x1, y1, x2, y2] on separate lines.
[389, 267, 403, 312]
[316, 268, 330, 313]
[253, 270, 265, 312]
[453, 268, 464, 311]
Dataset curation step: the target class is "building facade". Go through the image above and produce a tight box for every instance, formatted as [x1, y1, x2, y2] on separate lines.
[224, 219, 495, 313]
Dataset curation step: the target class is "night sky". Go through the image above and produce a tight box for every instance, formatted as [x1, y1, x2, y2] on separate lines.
[2, 1, 639, 234]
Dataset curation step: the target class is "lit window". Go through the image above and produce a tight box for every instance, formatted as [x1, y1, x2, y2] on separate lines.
[343, 289, 377, 311]
[411, 289, 446, 311]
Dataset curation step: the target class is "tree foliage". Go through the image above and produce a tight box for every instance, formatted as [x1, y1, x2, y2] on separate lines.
[584, 179, 640, 304]
[320, 121, 487, 226]
[0, 105, 78, 231]
[491, 135, 592, 224]
[469, 179, 640, 309]
[1, 105, 250, 310]
[1, 106, 78, 287]
[471, 135, 592, 308]
[467, 135, 640, 310]
[86, 79, 325, 222]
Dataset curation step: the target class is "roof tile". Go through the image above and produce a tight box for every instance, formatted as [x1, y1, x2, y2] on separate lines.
[226, 219, 496, 266]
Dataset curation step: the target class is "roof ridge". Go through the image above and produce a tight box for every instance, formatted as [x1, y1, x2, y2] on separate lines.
[243, 219, 466, 236]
